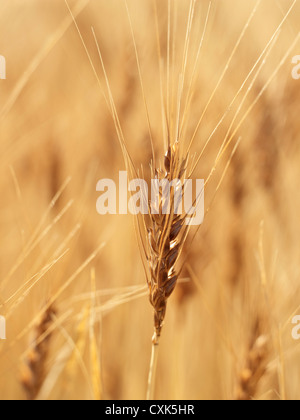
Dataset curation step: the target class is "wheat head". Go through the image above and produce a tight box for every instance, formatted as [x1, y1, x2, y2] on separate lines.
[146, 142, 188, 344]
[235, 333, 269, 401]
[20, 305, 56, 400]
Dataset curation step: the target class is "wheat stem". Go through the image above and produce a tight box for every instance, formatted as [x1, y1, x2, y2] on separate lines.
[146, 340, 159, 400]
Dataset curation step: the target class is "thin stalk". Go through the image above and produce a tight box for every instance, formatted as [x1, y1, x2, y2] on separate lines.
[146, 339, 159, 400]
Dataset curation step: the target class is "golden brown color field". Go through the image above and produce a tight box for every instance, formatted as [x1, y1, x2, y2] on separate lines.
[0, 0, 300, 400]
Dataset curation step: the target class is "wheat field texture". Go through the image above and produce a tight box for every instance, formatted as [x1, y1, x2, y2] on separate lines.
[0, 0, 300, 401]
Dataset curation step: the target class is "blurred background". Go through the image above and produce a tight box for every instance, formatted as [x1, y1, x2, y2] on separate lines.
[0, 0, 300, 400]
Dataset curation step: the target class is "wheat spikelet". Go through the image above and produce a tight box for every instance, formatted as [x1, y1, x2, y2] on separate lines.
[146, 142, 188, 345]
[20, 306, 56, 400]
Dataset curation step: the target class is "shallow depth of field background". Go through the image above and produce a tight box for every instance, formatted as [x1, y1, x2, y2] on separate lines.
[0, 0, 300, 400]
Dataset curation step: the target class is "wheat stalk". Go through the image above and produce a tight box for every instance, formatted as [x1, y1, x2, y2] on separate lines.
[20, 305, 56, 400]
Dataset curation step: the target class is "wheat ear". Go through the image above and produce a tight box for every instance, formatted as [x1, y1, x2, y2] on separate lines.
[147, 142, 187, 343]
[20, 305, 56, 400]
[235, 333, 269, 401]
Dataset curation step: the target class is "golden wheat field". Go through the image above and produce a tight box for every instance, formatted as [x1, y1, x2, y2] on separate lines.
[0, 0, 300, 401]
